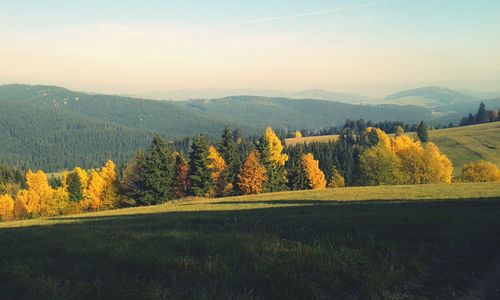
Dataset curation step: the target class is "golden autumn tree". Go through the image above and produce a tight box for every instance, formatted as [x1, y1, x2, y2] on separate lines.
[364, 127, 391, 148]
[207, 146, 227, 196]
[422, 142, 453, 184]
[238, 150, 267, 195]
[459, 160, 500, 182]
[0, 194, 15, 221]
[14, 170, 68, 218]
[302, 153, 326, 189]
[260, 127, 288, 192]
[82, 170, 106, 210]
[99, 160, 118, 209]
[294, 131, 302, 138]
[390, 133, 452, 184]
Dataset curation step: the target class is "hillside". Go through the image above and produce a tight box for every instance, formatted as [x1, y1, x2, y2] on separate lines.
[1, 183, 500, 299]
[378, 87, 500, 125]
[0, 102, 153, 171]
[180, 96, 431, 129]
[384, 86, 476, 108]
[286, 122, 500, 174]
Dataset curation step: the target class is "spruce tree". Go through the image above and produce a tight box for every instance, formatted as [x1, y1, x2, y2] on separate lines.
[218, 127, 240, 186]
[188, 135, 212, 197]
[141, 135, 176, 205]
[475, 102, 488, 124]
[286, 145, 308, 190]
[66, 172, 84, 202]
[121, 148, 146, 202]
[416, 121, 429, 143]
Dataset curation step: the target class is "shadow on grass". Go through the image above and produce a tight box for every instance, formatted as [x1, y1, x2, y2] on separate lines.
[1, 198, 500, 300]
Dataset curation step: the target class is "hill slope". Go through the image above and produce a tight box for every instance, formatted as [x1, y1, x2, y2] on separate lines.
[1, 183, 500, 299]
[0, 102, 153, 171]
[181, 96, 431, 129]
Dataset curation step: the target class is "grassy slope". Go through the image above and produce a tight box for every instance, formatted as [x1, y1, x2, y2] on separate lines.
[1, 183, 500, 299]
[286, 122, 500, 174]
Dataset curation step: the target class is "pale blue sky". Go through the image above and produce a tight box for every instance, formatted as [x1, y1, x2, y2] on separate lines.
[1, 0, 499, 96]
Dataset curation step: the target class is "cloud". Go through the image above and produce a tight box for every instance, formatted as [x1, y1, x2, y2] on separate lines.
[228, 0, 400, 26]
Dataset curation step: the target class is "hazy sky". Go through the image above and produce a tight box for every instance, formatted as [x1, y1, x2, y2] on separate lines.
[0, 0, 499, 97]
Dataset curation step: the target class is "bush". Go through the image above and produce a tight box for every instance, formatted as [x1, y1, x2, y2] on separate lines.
[459, 160, 500, 182]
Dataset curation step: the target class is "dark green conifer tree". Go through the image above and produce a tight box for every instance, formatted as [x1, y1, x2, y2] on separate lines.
[416, 121, 429, 143]
[188, 135, 212, 197]
[67, 172, 84, 202]
[140, 135, 176, 205]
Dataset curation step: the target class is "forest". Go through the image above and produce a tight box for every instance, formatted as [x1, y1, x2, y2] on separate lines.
[1, 125, 499, 222]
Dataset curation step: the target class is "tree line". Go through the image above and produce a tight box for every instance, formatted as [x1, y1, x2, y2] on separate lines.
[1, 126, 499, 222]
[459, 102, 500, 126]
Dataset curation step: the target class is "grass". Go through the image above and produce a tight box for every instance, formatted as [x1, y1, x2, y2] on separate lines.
[285, 122, 500, 175]
[1, 182, 500, 299]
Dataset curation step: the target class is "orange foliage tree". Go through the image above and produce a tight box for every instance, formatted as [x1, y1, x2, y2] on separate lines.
[0, 194, 15, 221]
[237, 150, 267, 195]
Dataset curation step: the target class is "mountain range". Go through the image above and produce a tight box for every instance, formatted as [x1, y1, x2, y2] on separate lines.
[0, 83, 498, 171]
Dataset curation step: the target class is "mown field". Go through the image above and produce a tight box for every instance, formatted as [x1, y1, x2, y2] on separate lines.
[1, 183, 500, 299]
[285, 122, 500, 175]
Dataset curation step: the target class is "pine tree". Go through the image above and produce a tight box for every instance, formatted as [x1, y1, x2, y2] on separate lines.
[416, 121, 429, 143]
[237, 150, 267, 195]
[188, 135, 212, 197]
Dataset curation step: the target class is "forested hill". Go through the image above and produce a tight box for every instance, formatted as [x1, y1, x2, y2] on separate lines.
[180, 96, 431, 129]
[0, 102, 153, 171]
[0, 84, 432, 171]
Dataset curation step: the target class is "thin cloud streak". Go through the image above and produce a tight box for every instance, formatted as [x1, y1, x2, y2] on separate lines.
[228, 0, 400, 26]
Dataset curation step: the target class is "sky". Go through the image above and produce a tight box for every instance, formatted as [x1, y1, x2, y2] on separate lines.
[0, 0, 499, 97]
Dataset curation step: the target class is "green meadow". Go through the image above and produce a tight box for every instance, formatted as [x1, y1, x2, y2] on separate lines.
[1, 182, 500, 299]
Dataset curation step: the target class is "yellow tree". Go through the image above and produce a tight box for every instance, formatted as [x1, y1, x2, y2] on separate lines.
[264, 127, 289, 166]
[294, 131, 302, 138]
[261, 127, 288, 192]
[99, 160, 118, 208]
[207, 146, 227, 196]
[460, 160, 500, 182]
[364, 127, 391, 148]
[422, 142, 453, 184]
[238, 150, 267, 195]
[14, 170, 67, 218]
[391, 135, 426, 184]
[83, 170, 106, 210]
[302, 153, 326, 189]
[0, 194, 15, 221]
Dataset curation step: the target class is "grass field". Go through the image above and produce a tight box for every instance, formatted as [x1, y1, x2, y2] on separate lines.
[285, 122, 500, 175]
[1, 183, 500, 299]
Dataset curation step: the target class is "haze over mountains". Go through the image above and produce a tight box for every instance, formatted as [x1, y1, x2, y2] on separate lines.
[0, 83, 499, 171]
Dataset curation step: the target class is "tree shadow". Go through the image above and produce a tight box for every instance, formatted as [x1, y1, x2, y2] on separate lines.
[1, 198, 500, 300]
